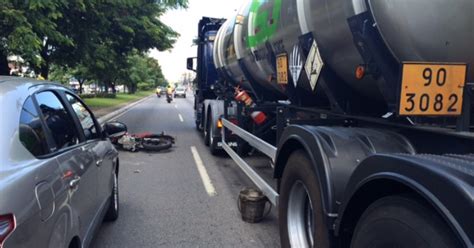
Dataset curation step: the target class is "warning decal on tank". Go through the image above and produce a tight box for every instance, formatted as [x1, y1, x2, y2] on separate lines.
[305, 40, 324, 91]
[289, 45, 303, 87]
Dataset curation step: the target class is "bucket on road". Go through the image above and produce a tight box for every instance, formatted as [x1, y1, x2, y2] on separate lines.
[238, 187, 271, 223]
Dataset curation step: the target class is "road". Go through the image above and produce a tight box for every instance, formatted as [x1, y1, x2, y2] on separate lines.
[90, 93, 280, 247]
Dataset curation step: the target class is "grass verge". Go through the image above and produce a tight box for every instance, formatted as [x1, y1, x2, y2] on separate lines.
[84, 90, 154, 110]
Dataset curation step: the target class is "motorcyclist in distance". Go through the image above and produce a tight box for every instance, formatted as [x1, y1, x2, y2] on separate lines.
[166, 85, 174, 103]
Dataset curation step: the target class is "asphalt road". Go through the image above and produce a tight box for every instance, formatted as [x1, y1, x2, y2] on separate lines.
[90, 93, 280, 247]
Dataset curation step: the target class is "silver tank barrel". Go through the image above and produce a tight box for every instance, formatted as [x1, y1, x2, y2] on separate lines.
[214, 0, 474, 102]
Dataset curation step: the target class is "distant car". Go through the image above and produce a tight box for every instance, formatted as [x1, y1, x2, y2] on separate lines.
[159, 87, 166, 95]
[0, 76, 126, 248]
[174, 87, 186, 98]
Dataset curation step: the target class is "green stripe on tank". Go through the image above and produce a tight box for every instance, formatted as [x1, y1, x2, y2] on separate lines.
[248, 0, 282, 48]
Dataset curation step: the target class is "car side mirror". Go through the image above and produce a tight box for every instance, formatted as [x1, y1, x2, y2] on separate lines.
[103, 121, 127, 138]
[187, 57, 197, 72]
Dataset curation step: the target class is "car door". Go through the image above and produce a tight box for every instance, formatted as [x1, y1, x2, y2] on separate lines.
[5, 96, 68, 248]
[34, 90, 99, 239]
[64, 93, 117, 214]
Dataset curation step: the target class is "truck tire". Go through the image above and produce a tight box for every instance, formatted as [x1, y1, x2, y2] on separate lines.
[208, 121, 218, 155]
[279, 150, 331, 248]
[204, 112, 211, 146]
[351, 195, 461, 248]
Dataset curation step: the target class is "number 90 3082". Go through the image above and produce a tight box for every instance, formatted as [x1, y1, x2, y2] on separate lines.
[399, 63, 467, 116]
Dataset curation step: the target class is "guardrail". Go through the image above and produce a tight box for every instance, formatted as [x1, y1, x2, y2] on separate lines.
[221, 118, 279, 206]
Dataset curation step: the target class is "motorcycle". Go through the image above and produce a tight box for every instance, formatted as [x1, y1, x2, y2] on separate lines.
[166, 93, 173, 103]
[110, 131, 175, 152]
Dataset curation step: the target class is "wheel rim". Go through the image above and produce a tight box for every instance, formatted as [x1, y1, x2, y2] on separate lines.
[288, 180, 315, 248]
[113, 174, 118, 211]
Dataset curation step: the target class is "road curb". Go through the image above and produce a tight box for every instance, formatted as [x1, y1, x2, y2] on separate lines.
[98, 94, 154, 124]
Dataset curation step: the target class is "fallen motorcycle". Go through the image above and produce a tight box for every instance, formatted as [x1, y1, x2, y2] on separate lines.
[110, 131, 175, 152]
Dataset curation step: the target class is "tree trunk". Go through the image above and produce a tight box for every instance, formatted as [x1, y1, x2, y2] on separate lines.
[0, 53, 10, 76]
[39, 45, 50, 79]
[78, 79, 86, 94]
[111, 82, 116, 94]
[40, 63, 49, 79]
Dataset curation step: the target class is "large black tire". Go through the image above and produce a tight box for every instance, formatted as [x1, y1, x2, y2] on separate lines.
[279, 150, 331, 248]
[351, 195, 461, 248]
[204, 112, 211, 146]
[208, 120, 219, 155]
[104, 172, 119, 222]
[141, 135, 173, 151]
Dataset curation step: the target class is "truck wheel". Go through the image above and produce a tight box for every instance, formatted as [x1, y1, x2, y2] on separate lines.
[351, 195, 460, 248]
[204, 112, 211, 146]
[208, 121, 218, 155]
[279, 150, 330, 248]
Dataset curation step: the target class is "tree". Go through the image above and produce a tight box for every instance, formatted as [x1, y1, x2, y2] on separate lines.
[0, 0, 73, 77]
[81, 0, 185, 92]
[117, 52, 167, 93]
[0, 0, 188, 81]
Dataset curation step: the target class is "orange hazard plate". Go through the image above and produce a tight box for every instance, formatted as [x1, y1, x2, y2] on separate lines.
[276, 54, 288, 85]
[399, 62, 467, 116]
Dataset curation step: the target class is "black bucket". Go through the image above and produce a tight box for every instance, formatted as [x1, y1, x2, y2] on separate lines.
[238, 188, 271, 223]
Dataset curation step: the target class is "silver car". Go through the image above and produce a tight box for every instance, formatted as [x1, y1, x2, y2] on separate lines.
[173, 87, 186, 98]
[0, 77, 125, 248]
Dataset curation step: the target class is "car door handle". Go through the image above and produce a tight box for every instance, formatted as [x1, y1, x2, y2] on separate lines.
[96, 159, 103, 167]
[69, 177, 81, 189]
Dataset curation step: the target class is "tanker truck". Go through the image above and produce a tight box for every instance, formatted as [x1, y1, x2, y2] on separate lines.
[187, 0, 474, 247]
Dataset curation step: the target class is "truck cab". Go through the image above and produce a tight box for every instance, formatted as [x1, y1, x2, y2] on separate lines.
[187, 17, 224, 132]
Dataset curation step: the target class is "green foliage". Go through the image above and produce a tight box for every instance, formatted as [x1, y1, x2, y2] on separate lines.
[49, 64, 72, 85]
[83, 91, 154, 109]
[0, 0, 187, 87]
[121, 52, 166, 92]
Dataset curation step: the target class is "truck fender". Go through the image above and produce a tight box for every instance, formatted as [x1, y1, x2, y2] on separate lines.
[274, 125, 415, 219]
[275, 125, 336, 216]
[335, 154, 473, 247]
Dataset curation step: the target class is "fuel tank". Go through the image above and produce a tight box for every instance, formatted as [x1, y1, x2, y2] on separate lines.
[214, 0, 474, 104]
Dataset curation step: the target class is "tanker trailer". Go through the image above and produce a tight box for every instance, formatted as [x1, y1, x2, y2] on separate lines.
[188, 0, 474, 246]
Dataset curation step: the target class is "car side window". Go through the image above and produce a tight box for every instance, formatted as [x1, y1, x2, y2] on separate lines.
[66, 93, 99, 140]
[35, 91, 80, 150]
[19, 97, 49, 156]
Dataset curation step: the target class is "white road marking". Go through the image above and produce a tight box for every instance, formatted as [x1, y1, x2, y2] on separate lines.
[174, 104, 178, 109]
[110, 103, 140, 121]
[190, 146, 217, 196]
[111, 110, 128, 121]
[178, 114, 184, 122]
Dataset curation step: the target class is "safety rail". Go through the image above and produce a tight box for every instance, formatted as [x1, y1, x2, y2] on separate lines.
[221, 118, 279, 206]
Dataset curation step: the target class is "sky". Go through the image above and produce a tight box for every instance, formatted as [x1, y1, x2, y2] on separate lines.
[150, 0, 243, 83]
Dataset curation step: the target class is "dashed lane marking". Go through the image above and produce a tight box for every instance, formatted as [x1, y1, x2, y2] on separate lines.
[190, 146, 217, 196]
[178, 114, 184, 122]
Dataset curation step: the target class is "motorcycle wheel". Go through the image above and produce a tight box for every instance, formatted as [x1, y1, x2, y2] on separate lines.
[141, 134, 173, 151]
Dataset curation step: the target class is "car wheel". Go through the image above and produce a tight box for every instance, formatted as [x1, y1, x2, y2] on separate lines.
[351, 195, 461, 248]
[104, 171, 119, 221]
[279, 150, 331, 248]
